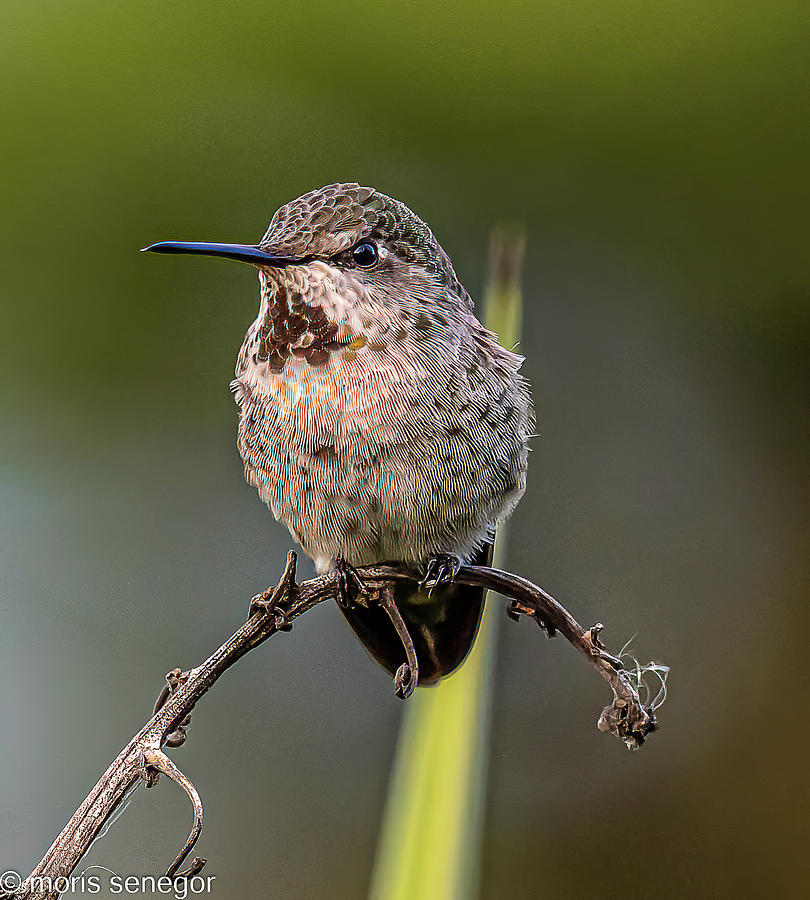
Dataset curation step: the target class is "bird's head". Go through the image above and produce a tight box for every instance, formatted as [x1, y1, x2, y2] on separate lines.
[145, 184, 472, 371]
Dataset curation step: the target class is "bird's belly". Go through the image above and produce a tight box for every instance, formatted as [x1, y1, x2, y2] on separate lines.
[238, 415, 447, 571]
[235, 356, 525, 572]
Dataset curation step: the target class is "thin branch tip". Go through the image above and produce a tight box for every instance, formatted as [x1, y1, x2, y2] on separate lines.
[141, 748, 204, 879]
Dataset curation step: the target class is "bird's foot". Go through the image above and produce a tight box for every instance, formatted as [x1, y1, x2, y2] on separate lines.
[333, 560, 419, 697]
[421, 553, 461, 595]
[334, 556, 371, 610]
[152, 668, 192, 748]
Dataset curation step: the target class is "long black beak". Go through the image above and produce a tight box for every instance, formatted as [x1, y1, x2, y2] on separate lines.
[142, 241, 307, 268]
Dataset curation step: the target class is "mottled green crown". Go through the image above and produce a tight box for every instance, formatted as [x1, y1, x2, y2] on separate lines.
[259, 183, 463, 291]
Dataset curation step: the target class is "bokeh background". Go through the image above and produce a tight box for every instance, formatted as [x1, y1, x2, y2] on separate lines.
[1, 2, 807, 897]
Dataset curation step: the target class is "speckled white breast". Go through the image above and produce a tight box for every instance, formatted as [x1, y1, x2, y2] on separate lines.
[231, 264, 532, 573]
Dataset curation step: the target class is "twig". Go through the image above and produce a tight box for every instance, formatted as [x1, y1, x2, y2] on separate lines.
[5, 552, 664, 899]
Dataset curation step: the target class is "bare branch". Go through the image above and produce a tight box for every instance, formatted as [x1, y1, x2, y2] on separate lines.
[5, 552, 665, 899]
[141, 748, 204, 878]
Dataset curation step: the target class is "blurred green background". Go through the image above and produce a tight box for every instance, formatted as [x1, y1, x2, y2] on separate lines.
[1, 1, 807, 897]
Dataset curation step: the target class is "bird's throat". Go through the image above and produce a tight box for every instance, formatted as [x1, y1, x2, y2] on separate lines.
[253, 279, 343, 371]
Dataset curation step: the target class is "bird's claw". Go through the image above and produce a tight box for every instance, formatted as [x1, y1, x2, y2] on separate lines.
[334, 568, 420, 696]
[334, 557, 371, 609]
[421, 553, 461, 595]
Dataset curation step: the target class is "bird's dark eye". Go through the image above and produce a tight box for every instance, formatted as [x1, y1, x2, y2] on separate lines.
[351, 241, 379, 268]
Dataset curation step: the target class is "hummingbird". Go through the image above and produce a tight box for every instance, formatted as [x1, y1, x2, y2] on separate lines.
[145, 183, 533, 697]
